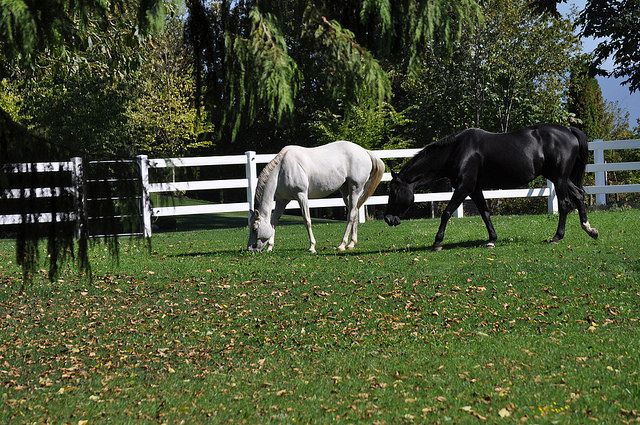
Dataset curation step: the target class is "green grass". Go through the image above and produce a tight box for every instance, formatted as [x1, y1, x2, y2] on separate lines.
[1, 209, 639, 423]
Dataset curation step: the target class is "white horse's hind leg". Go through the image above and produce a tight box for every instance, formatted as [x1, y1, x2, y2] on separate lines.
[347, 218, 358, 249]
[338, 220, 353, 251]
[338, 187, 352, 251]
[339, 186, 363, 251]
[297, 193, 317, 253]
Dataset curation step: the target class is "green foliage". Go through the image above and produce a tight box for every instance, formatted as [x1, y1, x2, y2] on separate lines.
[0, 77, 25, 122]
[125, 17, 213, 156]
[186, 0, 484, 145]
[401, 0, 578, 141]
[302, 6, 391, 108]
[7, 10, 206, 158]
[530, 0, 640, 93]
[307, 103, 415, 150]
[360, 0, 392, 52]
[223, 8, 301, 141]
[22, 74, 133, 156]
[406, 0, 483, 70]
[568, 56, 608, 139]
[0, 0, 166, 67]
[577, 0, 640, 93]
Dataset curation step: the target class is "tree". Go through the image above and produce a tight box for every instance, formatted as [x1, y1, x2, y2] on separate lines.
[184, 0, 484, 146]
[532, 0, 640, 93]
[400, 0, 579, 142]
[1, 1, 166, 283]
[578, 0, 640, 93]
[125, 19, 214, 157]
[568, 55, 609, 139]
[1, 0, 167, 157]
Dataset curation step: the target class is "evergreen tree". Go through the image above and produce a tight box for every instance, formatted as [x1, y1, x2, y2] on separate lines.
[568, 56, 608, 139]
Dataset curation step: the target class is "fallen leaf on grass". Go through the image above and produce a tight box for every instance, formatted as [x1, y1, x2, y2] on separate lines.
[461, 405, 487, 421]
[498, 407, 511, 418]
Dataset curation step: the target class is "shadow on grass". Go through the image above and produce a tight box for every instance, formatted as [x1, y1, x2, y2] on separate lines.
[170, 238, 514, 258]
[155, 212, 340, 233]
[320, 236, 552, 256]
[170, 247, 315, 258]
[320, 239, 490, 256]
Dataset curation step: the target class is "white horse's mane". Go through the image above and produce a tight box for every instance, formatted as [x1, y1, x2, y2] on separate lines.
[254, 149, 286, 209]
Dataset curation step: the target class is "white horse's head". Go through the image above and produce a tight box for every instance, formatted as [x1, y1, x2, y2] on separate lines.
[247, 210, 274, 252]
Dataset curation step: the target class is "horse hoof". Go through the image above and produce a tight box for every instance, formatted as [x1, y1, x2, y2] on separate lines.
[346, 243, 356, 250]
[337, 245, 346, 252]
[309, 248, 317, 254]
[432, 245, 443, 252]
[549, 239, 560, 244]
[582, 222, 599, 239]
[485, 242, 495, 249]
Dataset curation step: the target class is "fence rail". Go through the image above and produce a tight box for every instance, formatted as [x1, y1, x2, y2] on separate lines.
[2, 139, 640, 237]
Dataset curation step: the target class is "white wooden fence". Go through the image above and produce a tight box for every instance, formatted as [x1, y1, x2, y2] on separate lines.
[3, 139, 640, 238]
[140, 139, 640, 237]
[0, 159, 81, 226]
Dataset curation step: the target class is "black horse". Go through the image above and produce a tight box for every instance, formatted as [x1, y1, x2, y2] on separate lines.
[384, 124, 599, 250]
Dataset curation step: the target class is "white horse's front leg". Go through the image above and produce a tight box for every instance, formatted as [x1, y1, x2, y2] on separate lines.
[297, 193, 317, 253]
[267, 200, 287, 252]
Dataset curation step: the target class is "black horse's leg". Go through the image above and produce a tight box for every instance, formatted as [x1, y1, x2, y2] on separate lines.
[568, 182, 599, 239]
[433, 188, 469, 251]
[470, 190, 497, 248]
[550, 178, 571, 243]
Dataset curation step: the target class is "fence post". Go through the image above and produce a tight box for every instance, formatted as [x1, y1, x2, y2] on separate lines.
[453, 189, 464, 218]
[245, 151, 257, 224]
[546, 179, 558, 214]
[70, 157, 85, 239]
[593, 140, 606, 206]
[137, 155, 152, 238]
[358, 206, 366, 224]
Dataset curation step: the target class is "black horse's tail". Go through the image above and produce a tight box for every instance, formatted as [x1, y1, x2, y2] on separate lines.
[569, 126, 588, 190]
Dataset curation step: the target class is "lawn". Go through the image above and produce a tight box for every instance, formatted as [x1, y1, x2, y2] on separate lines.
[1, 209, 639, 423]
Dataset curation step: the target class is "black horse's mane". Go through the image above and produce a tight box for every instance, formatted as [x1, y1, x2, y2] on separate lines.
[432, 132, 459, 147]
[414, 132, 460, 160]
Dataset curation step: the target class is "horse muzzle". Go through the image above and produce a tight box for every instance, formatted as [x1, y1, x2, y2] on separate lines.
[247, 241, 265, 252]
[384, 214, 401, 226]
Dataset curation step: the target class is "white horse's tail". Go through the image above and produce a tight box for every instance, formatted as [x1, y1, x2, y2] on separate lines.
[357, 153, 385, 209]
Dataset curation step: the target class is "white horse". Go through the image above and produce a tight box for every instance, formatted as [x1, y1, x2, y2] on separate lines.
[247, 141, 385, 253]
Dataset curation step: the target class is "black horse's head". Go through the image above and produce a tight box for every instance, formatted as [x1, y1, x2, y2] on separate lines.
[384, 171, 414, 226]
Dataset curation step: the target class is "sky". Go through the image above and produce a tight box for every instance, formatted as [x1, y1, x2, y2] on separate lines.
[558, 1, 639, 128]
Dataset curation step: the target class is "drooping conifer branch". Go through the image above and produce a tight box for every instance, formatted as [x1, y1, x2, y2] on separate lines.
[223, 8, 301, 141]
[303, 5, 391, 107]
